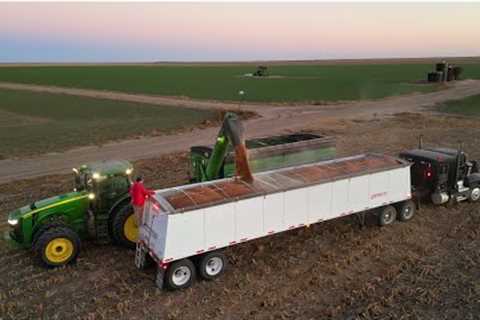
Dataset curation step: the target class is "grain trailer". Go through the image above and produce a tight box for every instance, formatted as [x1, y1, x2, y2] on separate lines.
[136, 153, 414, 290]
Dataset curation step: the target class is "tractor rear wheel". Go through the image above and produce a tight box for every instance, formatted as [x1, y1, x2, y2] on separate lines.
[34, 226, 80, 268]
[112, 204, 137, 249]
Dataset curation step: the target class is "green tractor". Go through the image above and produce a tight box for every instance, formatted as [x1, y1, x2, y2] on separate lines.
[7, 160, 137, 267]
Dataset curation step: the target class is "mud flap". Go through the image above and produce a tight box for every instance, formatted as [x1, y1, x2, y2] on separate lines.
[155, 267, 165, 289]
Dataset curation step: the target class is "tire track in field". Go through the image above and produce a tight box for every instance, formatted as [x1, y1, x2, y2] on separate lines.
[0, 80, 480, 184]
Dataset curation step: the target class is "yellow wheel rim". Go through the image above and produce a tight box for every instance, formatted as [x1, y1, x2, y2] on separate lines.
[123, 213, 138, 243]
[45, 238, 74, 264]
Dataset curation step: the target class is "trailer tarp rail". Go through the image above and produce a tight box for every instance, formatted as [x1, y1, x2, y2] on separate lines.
[152, 153, 409, 214]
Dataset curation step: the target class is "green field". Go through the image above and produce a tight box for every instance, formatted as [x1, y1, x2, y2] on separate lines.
[439, 94, 480, 116]
[0, 63, 462, 102]
[0, 89, 215, 158]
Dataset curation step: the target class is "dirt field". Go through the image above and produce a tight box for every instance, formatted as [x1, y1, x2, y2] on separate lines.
[1, 112, 480, 319]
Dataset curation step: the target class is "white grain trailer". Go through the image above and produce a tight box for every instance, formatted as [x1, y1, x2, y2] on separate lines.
[136, 154, 415, 290]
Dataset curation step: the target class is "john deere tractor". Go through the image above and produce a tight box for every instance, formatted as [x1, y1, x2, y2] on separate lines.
[7, 160, 137, 267]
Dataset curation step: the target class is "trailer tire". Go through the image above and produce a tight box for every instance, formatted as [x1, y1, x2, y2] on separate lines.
[396, 200, 416, 222]
[165, 259, 196, 290]
[34, 226, 80, 268]
[197, 251, 227, 281]
[378, 205, 397, 226]
[111, 204, 137, 249]
[469, 187, 480, 202]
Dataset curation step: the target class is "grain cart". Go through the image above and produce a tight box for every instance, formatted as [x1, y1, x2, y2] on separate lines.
[400, 145, 480, 205]
[189, 113, 335, 183]
[136, 153, 415, 290]
[7, 161, 136, 267]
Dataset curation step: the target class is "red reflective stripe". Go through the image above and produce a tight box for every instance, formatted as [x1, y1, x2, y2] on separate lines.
[268, 230, 275, 234]
[163, 258, 173, 263]
[229, 241, 237, 245]
[288, 225, 295, 229]
[196, 249, 205, 254]
[240, 238, 248, 242]
[298, 224, 305, 227]
[208, 246, 216, 250]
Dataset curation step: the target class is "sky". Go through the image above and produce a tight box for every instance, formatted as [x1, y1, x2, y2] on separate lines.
[0, 2, 479, 62]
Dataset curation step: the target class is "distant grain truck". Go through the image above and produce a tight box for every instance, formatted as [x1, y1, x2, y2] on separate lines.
[136, 153, 415, 290]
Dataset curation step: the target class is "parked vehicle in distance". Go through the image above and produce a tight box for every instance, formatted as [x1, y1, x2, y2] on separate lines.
[136, 153, 415, 290]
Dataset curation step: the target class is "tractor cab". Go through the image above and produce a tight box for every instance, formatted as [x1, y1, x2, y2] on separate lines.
[399, 147, 480, 204]
[73, 160, 134, 242]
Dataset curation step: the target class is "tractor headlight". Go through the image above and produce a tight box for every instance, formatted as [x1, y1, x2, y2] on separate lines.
[126, 168, 133, 175]
[8, 218, 18, 226]
[88, 193, 96, 200]
[92, 172, 101, 180]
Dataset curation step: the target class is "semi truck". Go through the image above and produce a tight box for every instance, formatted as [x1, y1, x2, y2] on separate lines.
[399, 143, 480, 204]
[6, 113, 335, 267]
[136, 153, 415, 290]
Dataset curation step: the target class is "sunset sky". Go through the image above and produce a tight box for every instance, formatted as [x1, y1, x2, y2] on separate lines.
[1, 2, 479, 62]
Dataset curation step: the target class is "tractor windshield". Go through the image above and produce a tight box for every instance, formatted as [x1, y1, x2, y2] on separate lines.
[74, 172, 93, 192]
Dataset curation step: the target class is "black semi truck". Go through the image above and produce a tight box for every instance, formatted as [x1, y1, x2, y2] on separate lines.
[400, 145, 480, 205]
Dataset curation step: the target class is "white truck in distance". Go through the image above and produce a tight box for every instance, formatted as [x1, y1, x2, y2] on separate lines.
[136, 153, 415, 290]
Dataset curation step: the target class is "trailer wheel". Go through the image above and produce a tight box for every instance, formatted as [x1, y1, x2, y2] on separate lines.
[197, 251, 227, 281]
[165, 259, 196, 290]
[34, 226, 80, 268]
[469, 187, 480, 202]
[396, 200, 416, 222]
[378, 205, 397, 226]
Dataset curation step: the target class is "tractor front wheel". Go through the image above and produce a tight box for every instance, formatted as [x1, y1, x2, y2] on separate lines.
[34, 226, 80, 268]
[112, 204, 137, 249]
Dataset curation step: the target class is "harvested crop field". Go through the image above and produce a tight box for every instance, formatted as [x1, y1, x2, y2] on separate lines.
[0, 89, 216, 158]
[1, 112, 480, 319]
[0, 63, 454, 103]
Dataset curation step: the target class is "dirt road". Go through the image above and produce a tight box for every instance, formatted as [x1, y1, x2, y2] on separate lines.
[1, 79, 480, 184]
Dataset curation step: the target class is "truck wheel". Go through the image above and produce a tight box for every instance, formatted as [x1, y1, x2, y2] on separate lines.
[165, 259, 196, 290]
[34, 226, 80, 268]
[396, 200, 416, 222]
[112, 204, 137, 249]
[378, 205, 397, 226]
[197, 251, 227, 281]
[469, 187, 480, 202]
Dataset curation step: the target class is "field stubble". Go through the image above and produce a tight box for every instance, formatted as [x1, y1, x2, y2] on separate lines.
[1, 112, 480, 319]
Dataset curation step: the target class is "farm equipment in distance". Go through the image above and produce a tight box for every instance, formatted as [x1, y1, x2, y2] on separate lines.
[6, 113, 336, 267]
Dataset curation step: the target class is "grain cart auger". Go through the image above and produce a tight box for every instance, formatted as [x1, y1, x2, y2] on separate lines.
[6, 161, 139, 267]
[202, 112, 253, 183]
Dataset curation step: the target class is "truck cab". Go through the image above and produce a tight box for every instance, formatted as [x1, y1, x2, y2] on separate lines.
[7, 160, 136, 267]
[399, 147, 480, 204]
